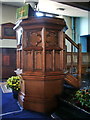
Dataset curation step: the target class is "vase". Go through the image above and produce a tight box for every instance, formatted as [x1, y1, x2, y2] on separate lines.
[12, 90, 19, 100]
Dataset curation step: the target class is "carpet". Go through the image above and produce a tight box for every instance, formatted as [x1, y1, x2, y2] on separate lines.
[0, 83, 12, 93]
[0, 87, 53, 120]
[1, 93, 21, 114]
[0, 87, 21, 116]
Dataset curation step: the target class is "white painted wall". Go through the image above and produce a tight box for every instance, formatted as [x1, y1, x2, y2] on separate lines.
[80, 17, 88, 36]
[75, 17, 80, 43]
[0, 39, 17, 48]
[64, 16, 72, 39]
[0, 4, 18, 48]
[0, 3, 2, 24]
[1, 4, 18, 24]
[64, 16, 72, 52]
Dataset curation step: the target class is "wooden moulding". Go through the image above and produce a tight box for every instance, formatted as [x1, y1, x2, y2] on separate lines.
[23, 46, 62, 51]
[21, 17, 66, 31]
[19, 71, 64, 113]
[23, 46, 43, 51]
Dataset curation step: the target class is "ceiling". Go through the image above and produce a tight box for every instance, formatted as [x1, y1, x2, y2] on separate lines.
[60, 2, 90, 11]
[1, 0, 89, 17]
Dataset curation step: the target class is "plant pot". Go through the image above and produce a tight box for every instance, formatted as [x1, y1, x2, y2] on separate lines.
[53, 98, 90, 120]
[12, 90, 19, 100]
[60, 98, 90, 115]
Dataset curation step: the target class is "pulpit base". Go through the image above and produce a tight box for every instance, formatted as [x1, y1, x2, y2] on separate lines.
[18, 71, 64, 113]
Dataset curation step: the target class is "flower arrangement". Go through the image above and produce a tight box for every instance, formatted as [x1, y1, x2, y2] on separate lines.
[72, 88, 90, 112]
[7, 76, 21, 91]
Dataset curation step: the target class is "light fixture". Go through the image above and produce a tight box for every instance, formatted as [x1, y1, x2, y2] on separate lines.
[57, 8, 65, 11]
[35, 12, 44, 17]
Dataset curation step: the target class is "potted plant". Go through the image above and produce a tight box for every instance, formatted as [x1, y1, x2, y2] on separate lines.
[7, 76, 21, 100]
[72, 87, 90, 112]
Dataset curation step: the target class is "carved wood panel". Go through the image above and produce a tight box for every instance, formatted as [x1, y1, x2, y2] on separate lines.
[46, 30, 58, 47]
[46, 51, 53, 71]
[23, 51, 34, 71]
[55, 51, 60, 70]
[23, 30, 42, 48]
[23, 50, 43, 71]
[23, 31, 27, 48]
[23, 51, 28, 71]
[34, 51, 42, 70]
[27, 51, 32, 71]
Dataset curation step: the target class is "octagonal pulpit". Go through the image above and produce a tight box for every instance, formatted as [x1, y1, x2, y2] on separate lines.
[15, 16, 66, 113]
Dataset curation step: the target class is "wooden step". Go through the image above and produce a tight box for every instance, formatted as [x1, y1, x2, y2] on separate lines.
[65, 73, 81, 88]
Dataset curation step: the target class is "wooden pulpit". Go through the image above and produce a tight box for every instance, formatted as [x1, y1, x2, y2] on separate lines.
[15, 16, 66, 113]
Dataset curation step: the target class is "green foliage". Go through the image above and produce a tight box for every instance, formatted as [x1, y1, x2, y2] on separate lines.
[72, 88, 90, 109]
[7, 76, 21, 91]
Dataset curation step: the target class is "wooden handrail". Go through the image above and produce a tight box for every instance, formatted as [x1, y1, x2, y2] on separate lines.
[77, 44, 82, 79]
[71, 45, 73, 74]
[65, 34, 79, 49]
[64, 33, 82, 81]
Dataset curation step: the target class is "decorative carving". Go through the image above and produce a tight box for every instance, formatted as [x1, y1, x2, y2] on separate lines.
[46, 30, 58, 47]
[26, 31, 42, 47]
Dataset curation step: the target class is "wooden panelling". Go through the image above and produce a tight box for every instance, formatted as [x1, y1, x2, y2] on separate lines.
[46, 51, 53, 71]
[1, 48, 16, 79]
[55, 51, 60, 70]
[23, 51, 28, 71]
[21, 71, 64, 113]
[3, 55, 10, 66]
[34, 51, 42, 70]
[27, 51, 32, 70]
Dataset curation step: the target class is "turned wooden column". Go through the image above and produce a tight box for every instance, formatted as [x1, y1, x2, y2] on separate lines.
[15, 17, 66, 113]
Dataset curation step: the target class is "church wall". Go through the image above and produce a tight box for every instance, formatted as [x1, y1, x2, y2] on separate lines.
[0, 39, 17, 48]
[1, 4, 17, 24]
[0, 4, 17, 79]
[64, 16, 89, 52]
[0, 4, 18, 49]
[80, 17, 88, 36]
[75, 16, 89, 52]
[75, 17, 80, 43]
[63, 16, 72, 52]
[64, 16, 72, 39]
[0, 3, 2, 24]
